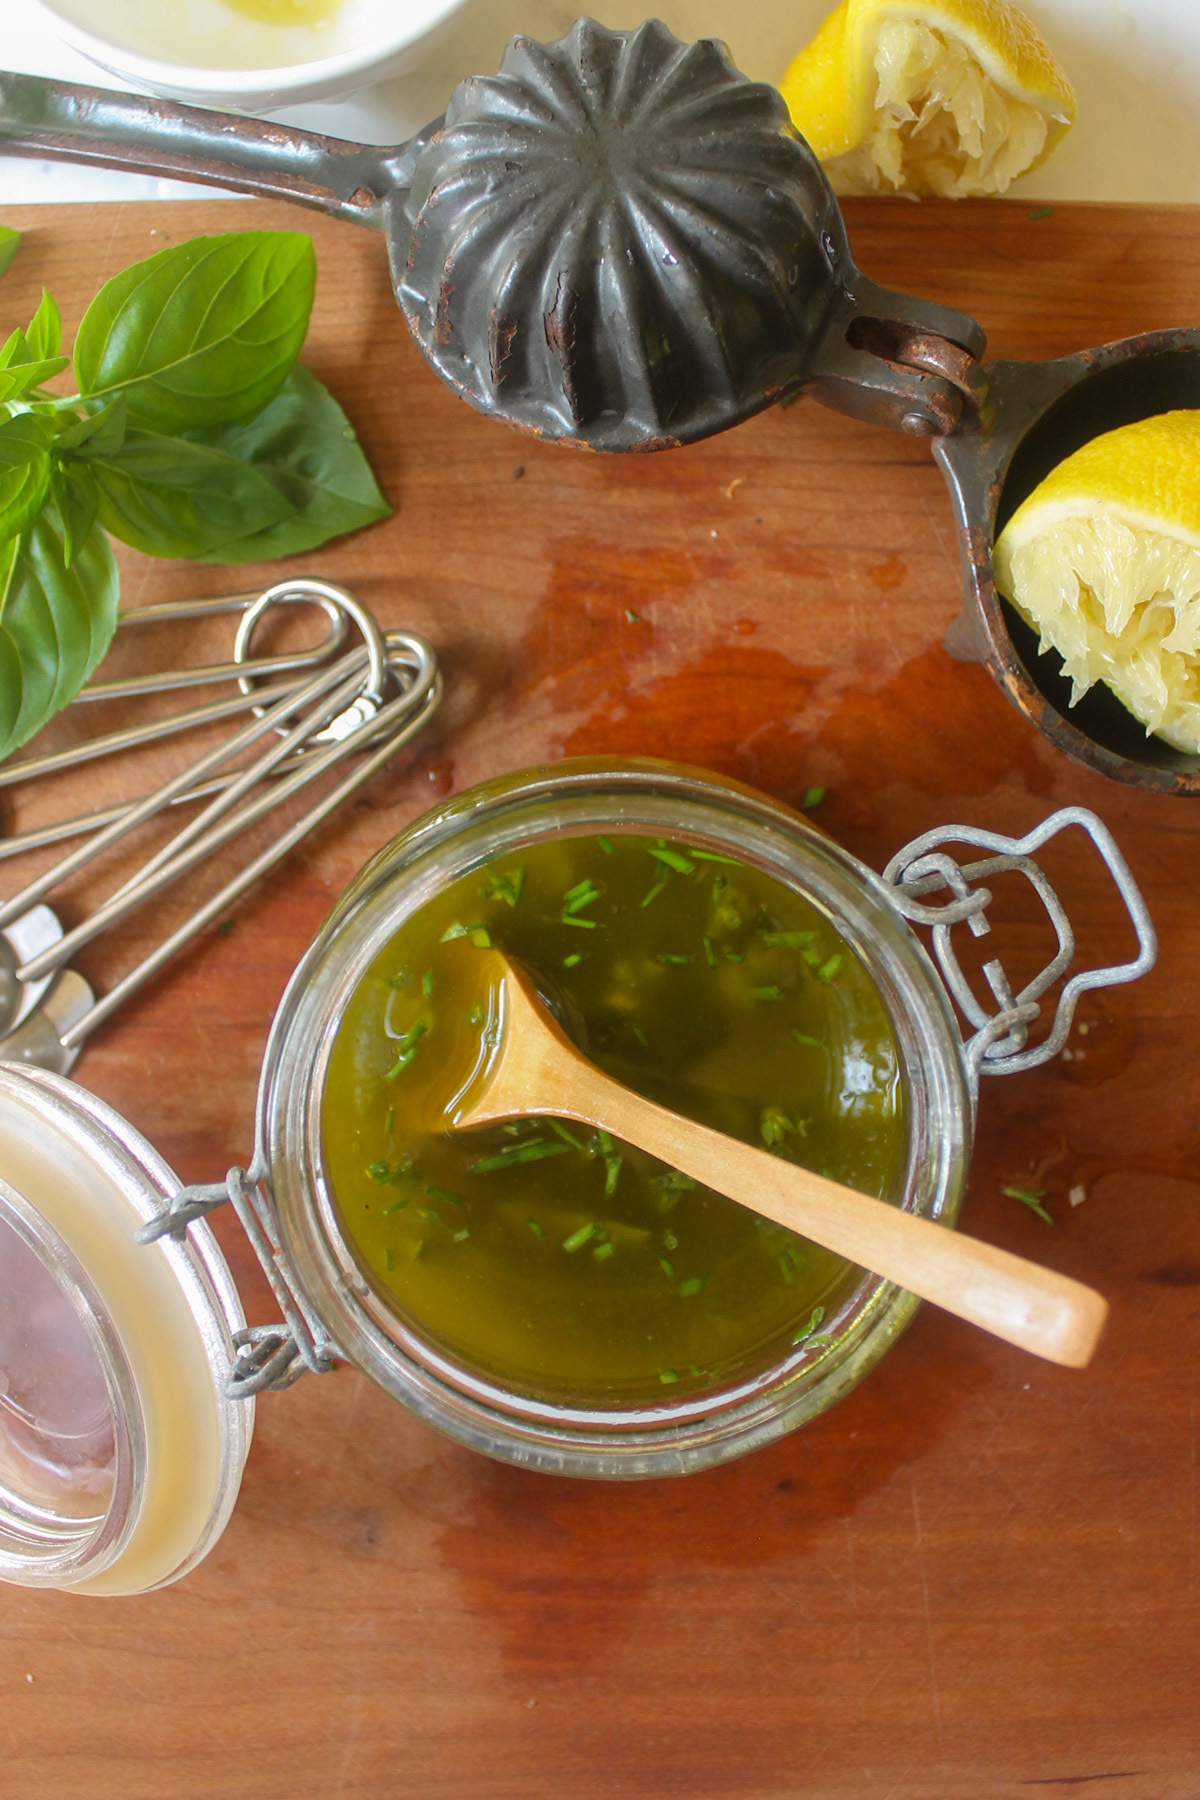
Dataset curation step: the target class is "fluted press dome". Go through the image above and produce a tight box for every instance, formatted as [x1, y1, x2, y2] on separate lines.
[391, 18, 847, 450]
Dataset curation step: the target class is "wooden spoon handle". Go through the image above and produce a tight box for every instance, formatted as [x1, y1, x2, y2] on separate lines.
[541, 1057, 1107, 1369]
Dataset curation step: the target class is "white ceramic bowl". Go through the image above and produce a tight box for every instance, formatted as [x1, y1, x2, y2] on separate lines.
[32, 0, 469, 112]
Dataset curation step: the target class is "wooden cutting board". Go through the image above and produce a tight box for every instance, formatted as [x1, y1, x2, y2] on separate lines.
[1, 196, 1199, 1800]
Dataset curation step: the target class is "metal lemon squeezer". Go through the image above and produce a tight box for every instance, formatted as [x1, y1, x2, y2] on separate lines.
[2, 17, 1198, 791]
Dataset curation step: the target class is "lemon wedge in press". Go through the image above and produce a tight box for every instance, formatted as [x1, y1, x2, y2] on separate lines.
[780, 0, 1075, 196]
[993, 412, 1200, 754]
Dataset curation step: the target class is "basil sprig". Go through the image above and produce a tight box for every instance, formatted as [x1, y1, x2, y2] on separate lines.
[0, 230, 390, 760]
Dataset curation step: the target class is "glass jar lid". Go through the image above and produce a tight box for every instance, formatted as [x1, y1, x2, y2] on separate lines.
[0, 1065, 252, 1594]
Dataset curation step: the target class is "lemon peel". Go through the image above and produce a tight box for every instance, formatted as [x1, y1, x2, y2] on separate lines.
[780, 0, 1075, 197]
[993, 411, 1200, 754]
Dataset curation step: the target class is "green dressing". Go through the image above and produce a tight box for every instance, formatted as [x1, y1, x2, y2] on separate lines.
[322, 834, 906, 1404]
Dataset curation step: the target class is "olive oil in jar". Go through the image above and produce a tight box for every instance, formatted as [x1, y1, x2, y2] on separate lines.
[322, 834, 906, 1404]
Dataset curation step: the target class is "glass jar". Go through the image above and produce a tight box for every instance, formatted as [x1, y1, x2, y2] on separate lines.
[256, 758, 973, 1477]
[0, 757, 1154, 1589]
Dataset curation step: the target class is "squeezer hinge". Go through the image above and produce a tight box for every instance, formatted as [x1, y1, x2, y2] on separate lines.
[138, 1161, 340, 1398]
[881, 806, 1156, 1084]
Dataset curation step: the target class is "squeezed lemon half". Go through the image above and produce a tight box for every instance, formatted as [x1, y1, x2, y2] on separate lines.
[780, 0, 1075, 196]
[993, 411, 1200, 754]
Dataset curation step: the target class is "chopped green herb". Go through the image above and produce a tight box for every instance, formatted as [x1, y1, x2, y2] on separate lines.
[563, 877, 601, 914]
[658, 1367, 679, 1385]
[657, 952, 694, 964]
[801, 787, 826, 810]
[816, 954, 843, 983]
[603, 1154, 623, 1197]
[562, 1221, 598, 1252]
[425, 1185, 465, 1206]
[702, 935, 717, 968]
[778, 1253, 794, 1285]
[641, 873, 670, 908]
[548, 1120, 587, 1151]
[386, 1018, 428, 1078]
[659, 1257, 675, 1279]
[690, 849, 737, 864]
[1029, 206, 1053, 220]
[471, 1141, 572, 1172]
[592, 1240, 616, 1262]
[452, 1229, 470, 1242]
[759, 1107, 794, 1148]
[526, 1218, 545, 1239]
[597, 836, 614, 855]
[381, 1198, 409, 1216]
[678, 1276, 708, 1297]
[625, 608, 642, 622]
[469, 1002, 485, 1025]
[760, 930, 817, 948]
[1002, 1185, 1054, 1224]
[486, 866, 526, 908]
[596, 1129, 614, 1155]
[422, 968, 434, 999]
[560, 914, 598, 930]
[367, 1155, 414, 1184]
[384, 1107, 395, 1135]
[792, 1304, 827, 1346]
[631, 1024, 649, 1048]
[751, 985, 782, 1001]
[722, 950, 743, 963]
[791, 1032, 821, 1047]
[384, 1247, 395, 1271]
[440, 920, 493, 948]
[562, 952, 585, 968]
[648, 844, 695, 875]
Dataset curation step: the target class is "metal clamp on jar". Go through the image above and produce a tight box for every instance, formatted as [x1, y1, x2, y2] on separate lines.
[0, 757, 1155, 1594]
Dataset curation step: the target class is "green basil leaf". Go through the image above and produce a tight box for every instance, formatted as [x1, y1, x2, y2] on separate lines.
[0, 413, 54, 542]
[0, 326, 69, 403]
[0, 327, 27, 370]
[0, 357, 70, 404]
[73, 231, 315, 434]
[185, 364, 390, 563]
[0, 508, 118, 760]
[56, 394, 128, 457]
[0, 228, 19, 280]
[90, 427, 294, 558]
[48, 461, 100, 567]
[26, 290, 62, 361]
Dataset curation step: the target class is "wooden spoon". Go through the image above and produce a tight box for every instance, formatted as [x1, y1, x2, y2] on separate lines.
[444, 954, 1108, 1369]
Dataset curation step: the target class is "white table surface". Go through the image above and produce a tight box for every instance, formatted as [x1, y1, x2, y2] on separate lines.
[3, 0, 1200, 205]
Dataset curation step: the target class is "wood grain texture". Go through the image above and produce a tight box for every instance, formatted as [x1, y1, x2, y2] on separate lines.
[0, 196, 1197, 1800]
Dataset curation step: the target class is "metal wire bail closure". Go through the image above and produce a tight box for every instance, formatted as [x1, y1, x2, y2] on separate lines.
[881, 806, 1157, 1084]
